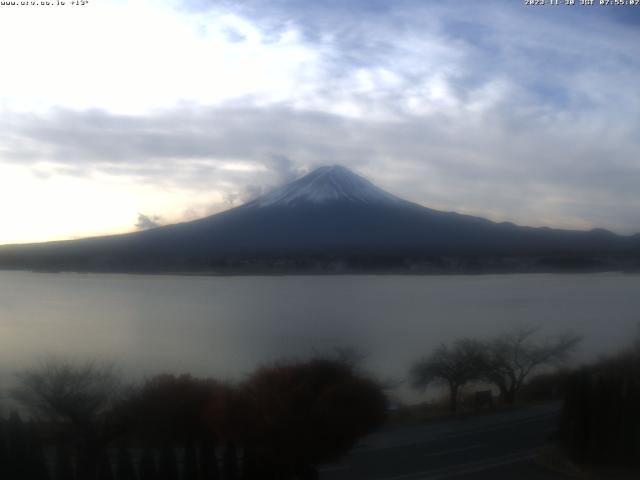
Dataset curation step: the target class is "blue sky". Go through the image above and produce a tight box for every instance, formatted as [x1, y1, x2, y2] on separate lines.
[0, 0, 639, 243]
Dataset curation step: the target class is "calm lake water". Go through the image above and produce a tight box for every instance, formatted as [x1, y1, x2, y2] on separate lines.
[0, 271, 638, 401]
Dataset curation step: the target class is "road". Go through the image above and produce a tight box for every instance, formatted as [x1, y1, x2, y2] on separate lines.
[319, 403, 567, 480]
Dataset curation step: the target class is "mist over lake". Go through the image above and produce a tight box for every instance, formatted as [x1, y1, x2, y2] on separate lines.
[1, 271, 638, 401]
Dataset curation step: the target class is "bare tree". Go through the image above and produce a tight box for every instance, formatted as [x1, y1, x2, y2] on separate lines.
[12, 357, 124, 479]
[483, 326, 580, 404]
[410, 339, 486, 413]
[13, 358, 121, 421]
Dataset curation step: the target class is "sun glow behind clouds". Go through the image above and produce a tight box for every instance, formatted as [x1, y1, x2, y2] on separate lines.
[0, 0, 318, 243]
[0, 162, 228, 244]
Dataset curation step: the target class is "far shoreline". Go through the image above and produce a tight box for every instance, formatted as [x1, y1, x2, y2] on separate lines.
[1, 267, 637, 278]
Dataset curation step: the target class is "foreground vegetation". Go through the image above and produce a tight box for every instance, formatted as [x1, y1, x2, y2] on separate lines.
[406, 326, 640, 476]
[0, 356, 387, 480]
[2, 326, 639, 478]
[410, 326, 581, 412]
[557, 341, 640, 472]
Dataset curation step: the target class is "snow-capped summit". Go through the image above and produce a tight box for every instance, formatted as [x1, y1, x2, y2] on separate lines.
[252, 165, 403, 208]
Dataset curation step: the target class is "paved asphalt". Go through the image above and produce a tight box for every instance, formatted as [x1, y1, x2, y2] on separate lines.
[319, 403, 568, 480]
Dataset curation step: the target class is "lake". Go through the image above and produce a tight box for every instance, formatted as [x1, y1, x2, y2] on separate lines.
[0, 271, 638, 402]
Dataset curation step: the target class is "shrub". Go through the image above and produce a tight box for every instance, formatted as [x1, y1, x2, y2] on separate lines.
[213, 358, 387, 478]
[558, 348, 640, 468]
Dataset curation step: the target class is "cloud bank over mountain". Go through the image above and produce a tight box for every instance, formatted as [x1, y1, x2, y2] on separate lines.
[0, 0, 639, 243]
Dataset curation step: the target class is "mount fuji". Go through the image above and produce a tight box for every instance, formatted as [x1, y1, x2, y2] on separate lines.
[0, 165, 638, 273]
[251, 165, 403, 207]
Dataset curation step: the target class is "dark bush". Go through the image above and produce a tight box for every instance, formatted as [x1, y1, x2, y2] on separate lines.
[139, 447, 157, 480]
[519, 369, 573, 403]
[222, 442, 239, 480]
[115, 447, 136, 480]
[558, 349, 640, 468]
[97, 453, 113, 480]
[124, 374, 219, 444]
[183, 441, 199, 480]
[54, 446, 75, 480]
[26, 436, 49, 480]
[199, 440, 220, 480]
[0, 417, 6, 479]
[235, 358, 387, 477]
[158, 443, 179, 480]
[7, 412, 31, 479]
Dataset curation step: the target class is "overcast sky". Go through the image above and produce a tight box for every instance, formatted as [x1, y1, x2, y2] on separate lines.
[1, 0, 639, 244]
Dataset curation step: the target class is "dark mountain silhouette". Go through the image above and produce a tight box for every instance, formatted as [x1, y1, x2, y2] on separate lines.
[1, 165, 639, 273]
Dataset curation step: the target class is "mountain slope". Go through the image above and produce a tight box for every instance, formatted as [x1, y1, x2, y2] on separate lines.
[0, 165, 638, 273]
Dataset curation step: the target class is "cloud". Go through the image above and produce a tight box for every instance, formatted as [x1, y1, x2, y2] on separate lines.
[135, 213, 162, 230]
[0, 0, 320, 114]
[2, 98, 639, 234]
[223, 184, 263, 206]
[1, 0, 639, 242]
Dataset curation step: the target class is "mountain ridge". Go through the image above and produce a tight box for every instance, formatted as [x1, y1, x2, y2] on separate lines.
[0, 165, 638, 274]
